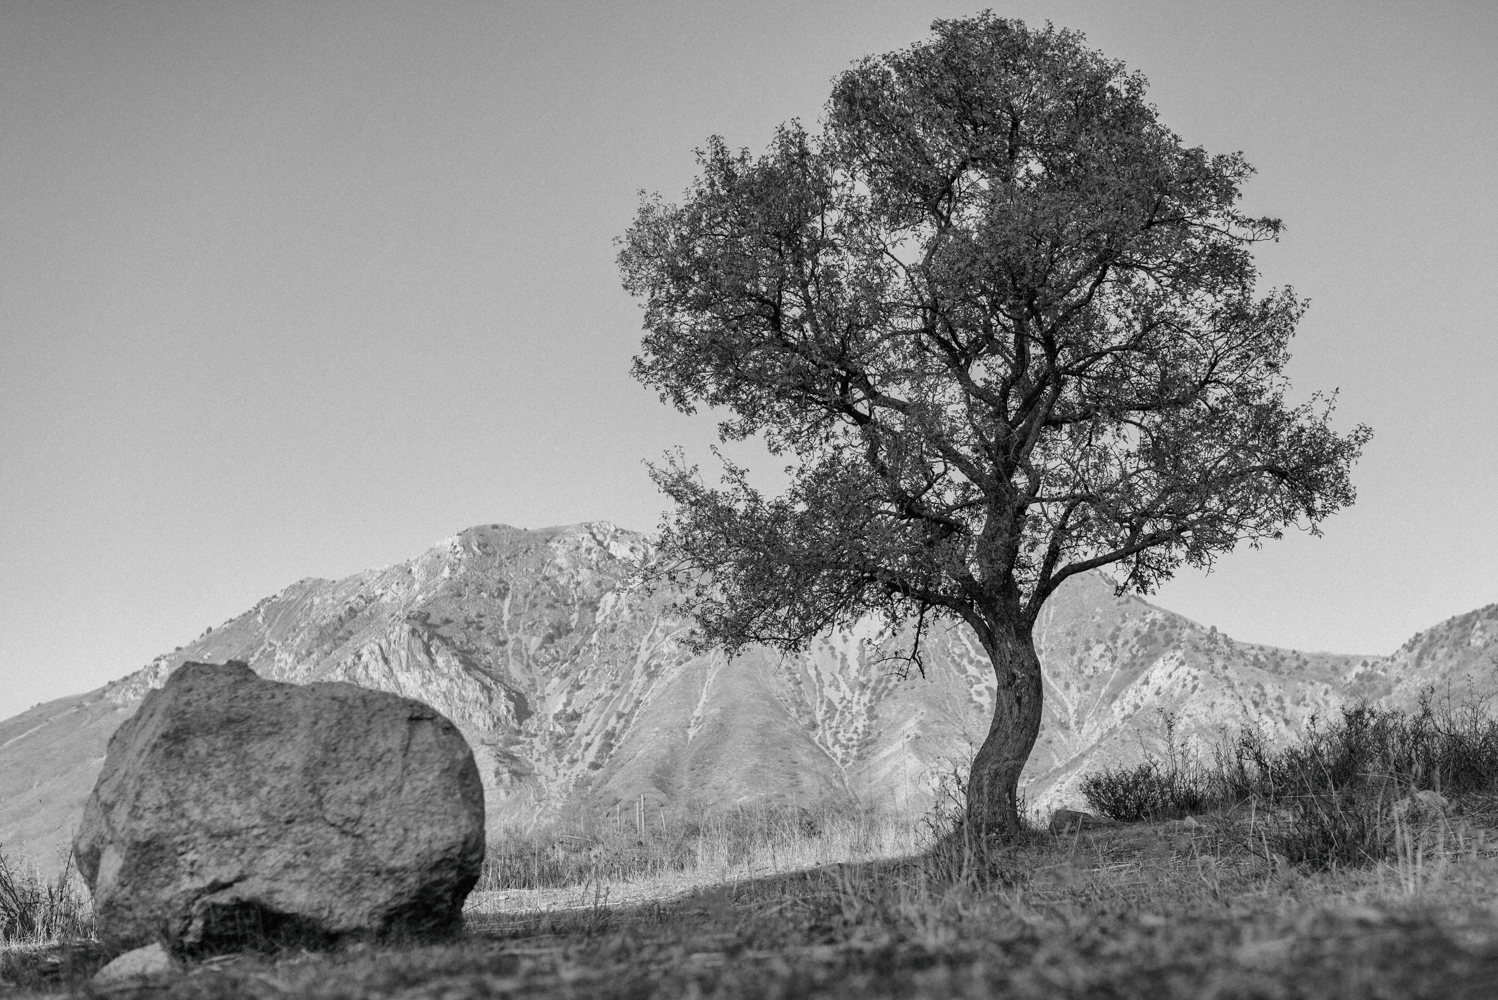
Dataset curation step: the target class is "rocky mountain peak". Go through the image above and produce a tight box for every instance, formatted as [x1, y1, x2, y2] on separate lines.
[3, 522, 1495, 871]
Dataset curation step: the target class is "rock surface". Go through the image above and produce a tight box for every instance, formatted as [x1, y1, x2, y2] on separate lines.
[91, 943, 178, 991]
[74, 661, 485, 954]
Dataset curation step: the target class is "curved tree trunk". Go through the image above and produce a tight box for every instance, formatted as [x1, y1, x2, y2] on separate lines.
[966, 621, 1045, 837]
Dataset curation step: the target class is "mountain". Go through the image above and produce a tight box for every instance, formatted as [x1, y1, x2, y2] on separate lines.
[3, 522, 1495, 871]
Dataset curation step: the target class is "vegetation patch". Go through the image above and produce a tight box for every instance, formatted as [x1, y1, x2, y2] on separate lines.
[7, 800, 1496, 998]
[1082, 690, 1498, 868]
[0, 848, 98, 994]
[8, 749, 1498, 997]
[0, 848, 91, 946]
[478, 799, 913, 892]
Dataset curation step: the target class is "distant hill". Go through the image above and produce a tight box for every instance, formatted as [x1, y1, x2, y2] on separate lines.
[3, 522, 1495, 871]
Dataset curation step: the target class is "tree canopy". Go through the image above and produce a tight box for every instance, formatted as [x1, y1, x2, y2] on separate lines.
[619, 14, 1370, 832]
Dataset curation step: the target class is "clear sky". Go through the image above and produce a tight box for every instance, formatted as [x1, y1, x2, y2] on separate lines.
[2, 1, 1495, 720]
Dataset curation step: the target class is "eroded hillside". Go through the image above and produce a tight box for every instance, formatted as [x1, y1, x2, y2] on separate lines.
[3, 522, 1495, 870]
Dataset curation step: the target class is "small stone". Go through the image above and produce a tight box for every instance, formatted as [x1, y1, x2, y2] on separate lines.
[1049, 808, 1111, 834]
[92, 943, 178, 990]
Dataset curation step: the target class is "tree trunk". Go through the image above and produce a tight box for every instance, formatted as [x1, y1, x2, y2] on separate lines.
[966, 619, 1044, 837]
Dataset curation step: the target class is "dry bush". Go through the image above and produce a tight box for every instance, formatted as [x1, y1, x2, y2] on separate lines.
[1081, 688, 1498, 870]
[0, 846, 99, 995]
[1079, 712, 1221, 822]
[0, 847, 92, 945]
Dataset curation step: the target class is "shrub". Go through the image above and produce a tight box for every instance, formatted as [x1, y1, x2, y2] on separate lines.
[1268, 786, 1397, 868]
[1079, 758, 1211, 822]
[1080, 688, 1498, 869]
[0, 847, 93, 944]
[1081, 713, 1220, 822]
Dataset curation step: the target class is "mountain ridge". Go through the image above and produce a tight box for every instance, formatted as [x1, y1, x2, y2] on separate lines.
[3, 521, 1494, 872]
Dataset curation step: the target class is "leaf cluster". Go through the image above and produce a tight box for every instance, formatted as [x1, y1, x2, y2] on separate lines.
[619, 15, 1369, 656]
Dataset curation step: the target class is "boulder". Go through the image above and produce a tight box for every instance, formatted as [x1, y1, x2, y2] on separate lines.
[74, 661, 485, 955]
[1048, 808, 1112, 834]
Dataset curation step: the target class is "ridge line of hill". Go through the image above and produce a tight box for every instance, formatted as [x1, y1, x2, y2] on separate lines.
[2, 521, 1494, 873]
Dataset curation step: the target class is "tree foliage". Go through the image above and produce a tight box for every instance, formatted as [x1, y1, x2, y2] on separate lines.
[619, 15, 1369, 668]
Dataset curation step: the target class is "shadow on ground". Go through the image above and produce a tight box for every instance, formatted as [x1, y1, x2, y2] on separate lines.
[8, 823, 1498, 999]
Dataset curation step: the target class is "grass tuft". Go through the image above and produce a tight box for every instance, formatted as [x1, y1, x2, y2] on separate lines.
[911, 763, 1038, 889]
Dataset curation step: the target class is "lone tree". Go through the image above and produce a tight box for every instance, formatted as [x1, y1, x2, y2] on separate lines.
[619, 15, 1370, 836]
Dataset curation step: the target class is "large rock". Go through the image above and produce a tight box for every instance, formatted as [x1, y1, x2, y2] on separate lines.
[74, 661, 485, 954]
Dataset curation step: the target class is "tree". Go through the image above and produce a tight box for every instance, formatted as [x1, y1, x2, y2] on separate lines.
[618, 14, 1370, 836]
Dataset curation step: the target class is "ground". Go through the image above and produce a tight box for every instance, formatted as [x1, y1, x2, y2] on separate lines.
[6, 803, 1498, 999]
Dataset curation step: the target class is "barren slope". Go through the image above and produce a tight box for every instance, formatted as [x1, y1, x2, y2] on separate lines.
[3, 522, 1494, 871]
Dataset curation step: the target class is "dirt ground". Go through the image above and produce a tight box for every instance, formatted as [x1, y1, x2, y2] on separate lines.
[7, 813, 1498, 999]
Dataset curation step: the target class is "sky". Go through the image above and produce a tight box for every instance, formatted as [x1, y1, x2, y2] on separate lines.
[2, 0, 1495, 720]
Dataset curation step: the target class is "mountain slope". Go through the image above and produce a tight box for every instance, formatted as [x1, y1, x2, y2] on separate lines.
[3, 522, 1494, 871]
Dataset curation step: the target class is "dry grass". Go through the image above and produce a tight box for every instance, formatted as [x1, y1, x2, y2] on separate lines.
[0, 848, 99, 996]
[473, 799, 921, 911]
[0, 848, 91, 948]
[6, 794, 1496, 998]
[1082, 690, 1498, 872]
[10, 698, 1498, 997]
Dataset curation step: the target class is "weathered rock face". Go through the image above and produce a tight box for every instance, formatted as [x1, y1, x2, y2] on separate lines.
[4, 522, 1495, 874]
[74, 661, 485, 954]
